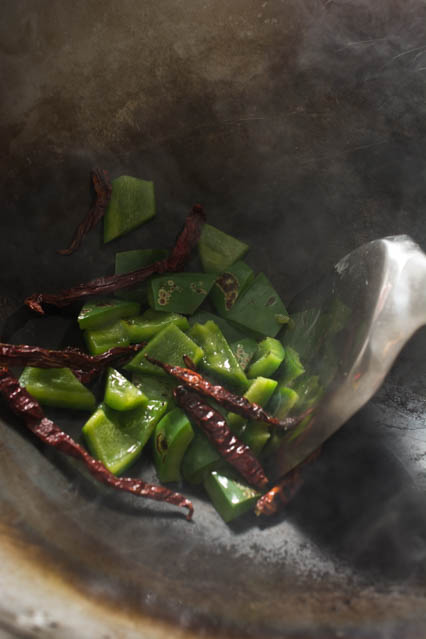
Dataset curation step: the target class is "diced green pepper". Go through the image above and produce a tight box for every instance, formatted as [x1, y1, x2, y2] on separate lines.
[204, 470, 260, 522]
[19, 367, 95, 411]
[104, 368, 148, 411]
[247, 337, 285, 379]
[198, 224, 249, 273]
[84, 320, 130, 355]
[224, 273, 289, 338]
[132, 373, 176, 407]
[293, 374, 323, 411]
[82, 400, 167, 475]
[227, 376, 277, 434]
[125, 324, 204, 376]
[230, 338, 258, 371]
[114, 248, 168, 302]
[210, 261, 254, 314]
[153, 407, 194, 483]
[182, 431, 222, 484]
[78, 298, 140, 330]
[148, 273, 216, 314]
[277, 345, 305, 386]
[240, 421, 270, 457]
[262, 386, 300, 458]
[124, 309, 189, 343]
[189, 321, 248, 391]
[189, 311, 248, 343]
[104, 175, 156, 243]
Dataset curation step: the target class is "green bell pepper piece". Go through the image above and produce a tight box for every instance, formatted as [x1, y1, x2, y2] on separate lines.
[204, 470, 260, 523]
[148, 273, 216, 314]
[224, 273, 289, 338]
[19, 367, 95, 410]
[182, 431, 223, 485]
[247, 337, 285, 379]
[293, 374, 324, 411]
[114, 248, 168, 302]
[210, 261, 254, 314]
[230, 338, 258, 371]
[198, 223, 249, 273]
[153, 407, 194, 483]
[189, 320, 248, 391]
[262, 386, 300, 458]
[78, 298, 140, 330]
[82, 400, 167, 475]
[84, 319, 130, 355]
[104, 368, 148, 411]
[123, 309, 189, 343]
[240, 421, 270, 457]
[104, 175, 156, 243]
[227, 376, 277, 434]
[277, 345, 305, 386]
[125, 324, 204, 376]
[132, 373, 176, 407]
[189, 311, 248, 343]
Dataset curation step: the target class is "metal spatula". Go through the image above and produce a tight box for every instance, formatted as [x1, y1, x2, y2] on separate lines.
[270, 234, 426, 480]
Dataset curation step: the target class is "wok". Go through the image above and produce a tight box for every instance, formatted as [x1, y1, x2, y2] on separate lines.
[1, 1, 426, 637]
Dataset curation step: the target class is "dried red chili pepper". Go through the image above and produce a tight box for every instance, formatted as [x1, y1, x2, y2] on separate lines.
[0, 367, 193, 520]
[148, 356, 306, 431]
[174, 385, 268, 490]
[57, 168, 112, 256]
[255, 449, 321, 516]
[25, 205, 206, 314]
[0, 343, 144, 371]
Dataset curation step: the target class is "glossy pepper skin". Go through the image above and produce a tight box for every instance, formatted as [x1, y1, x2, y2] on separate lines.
[148, 273, 216, 314]
[104, 175, 156, 243]
[204, 470, 261, 523]
[198, 224, 249, 273]
[189, 320, 249, 391]
[19, 366, 96, 410]
[153, 407, 194, 483]
[247, 337, 285, 379]
[104, 368, 148, 411]
[84, 320, 130, 356]
[78, 298, 140, 330]
[209, 261, 254, 315]
[124, 309, 189, 343]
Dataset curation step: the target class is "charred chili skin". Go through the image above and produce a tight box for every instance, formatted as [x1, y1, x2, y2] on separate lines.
[0, 367, 193, 520]
[58, 168, 112, 256]
[0, 343, 145, 371]
[174, 385, 268, 490]
[148, 355, 307, 431]
[255, 448, 321, 516]
[26, 205, 206, 314]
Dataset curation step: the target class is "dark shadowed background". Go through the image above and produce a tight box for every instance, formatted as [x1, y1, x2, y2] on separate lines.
[1, 1, 426, 637]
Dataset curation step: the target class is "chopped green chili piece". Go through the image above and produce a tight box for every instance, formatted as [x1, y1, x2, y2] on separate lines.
[153, 407, 194, 483]
[82, 400, 167, 475]
[277, 345, 305, 386]
[148, 273, 216, 314]
[189, 321, 249, 391]
[210, 261, 254, 314]
[124, 309, 189, 343]
[230, 338, 258, 371]
[104, 368, 148, 411]
[189, 311, 248, 343]
[198, 224, 249, 273]
[240, 421, 270, 457]
[84, 320, 130, 356]
[104, 175, 156, 243]
[224, 273, 289, 338]
[114, 248, 168, 302]
[247, 337, 285, 379]
[204, 470, 260, 523]
[124, 324, 204, 376]
[132, 373, 176, 407]
[19, 367, 95, 410]
[78, 298, 140, 330]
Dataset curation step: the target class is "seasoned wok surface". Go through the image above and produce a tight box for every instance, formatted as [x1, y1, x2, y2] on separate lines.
[1, 1, 426, 636]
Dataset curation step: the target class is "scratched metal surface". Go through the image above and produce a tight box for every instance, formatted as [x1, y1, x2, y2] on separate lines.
[1, 1, 426, 637]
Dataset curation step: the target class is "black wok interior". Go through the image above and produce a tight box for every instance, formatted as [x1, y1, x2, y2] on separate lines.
[2, 1, 426, 637]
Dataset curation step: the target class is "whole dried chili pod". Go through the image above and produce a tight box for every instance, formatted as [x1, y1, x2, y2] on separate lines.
[26, 205, 206, 314]
[58, 168, 112, 256]
[0, 343, 144, 371]
[148, 355, 306, 431]
[255, 449, 321, 516]
[0, 367, 193, 520]
[174, 385, 268, 490]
